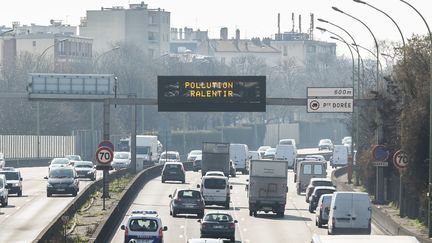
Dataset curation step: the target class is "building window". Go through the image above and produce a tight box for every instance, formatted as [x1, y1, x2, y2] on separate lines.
[221, 57, 225, 64]
[307, 45, 316, 53]
[283, 46, 287, 56]
[148, 32, 157, 41]
[32, 41, 36, 47]
[148, 49, 154, 57]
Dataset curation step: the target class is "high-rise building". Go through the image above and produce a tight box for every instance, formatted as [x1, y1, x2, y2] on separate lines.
[79, 2, 170, 58]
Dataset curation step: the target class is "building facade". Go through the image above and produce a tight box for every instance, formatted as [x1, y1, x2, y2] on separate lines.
[80, 2, 170, 57]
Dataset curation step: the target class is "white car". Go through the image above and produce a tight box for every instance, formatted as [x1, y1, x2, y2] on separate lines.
[257, 146, 271, 157]
[121, 210, 168, 242]
[48, 158, 71, 171]
[158, 151, 180, 165]
[187, 150, 202, 162]
[0, 153, 5, 168]
[248, 151, 261, 160]
[112, 151, 131, 170]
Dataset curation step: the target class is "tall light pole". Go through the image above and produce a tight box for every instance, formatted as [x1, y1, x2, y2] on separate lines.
[317, 26, 356, 184]
[92, 46, 120, 153]
[35, 38, 68, 158]
[398, 0, 432, 237]
[333, 6, 384, 203]
[317, 18, 362, 185]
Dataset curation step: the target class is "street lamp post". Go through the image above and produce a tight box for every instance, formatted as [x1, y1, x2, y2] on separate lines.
[317, 18, 362, 185]
[92, 46, 120, 158]
[317, 25, 356, 184]
[332, 6, 384, 203]
[35, 38, 68, 158]
[398, 0, 432, 237]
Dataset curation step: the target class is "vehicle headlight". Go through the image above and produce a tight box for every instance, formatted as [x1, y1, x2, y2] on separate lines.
[47, 183, 53, 187]
[87, 171, 94, 174]
[13, 183, 19, 187]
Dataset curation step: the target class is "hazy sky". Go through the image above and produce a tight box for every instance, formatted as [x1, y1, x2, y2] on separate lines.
[1, 0, 431, 57]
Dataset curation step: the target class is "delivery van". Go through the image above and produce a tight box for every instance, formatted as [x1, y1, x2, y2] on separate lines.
[275, 144, 296, 169]
[230, 144, 249, 174]
[330, 145, 348, 168]
[327, 192, 372, 235]
[198, 175, 232, 209]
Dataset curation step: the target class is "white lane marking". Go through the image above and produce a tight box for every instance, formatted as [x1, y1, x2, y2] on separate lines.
[179, 235, 184, 238]
[230, 189, 244, 241]
[16, 207, 20, 210]
[26, 199, 31, 202]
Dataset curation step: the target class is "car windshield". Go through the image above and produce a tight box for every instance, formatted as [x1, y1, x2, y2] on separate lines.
[178, 190, 201, 199]
[66, 155, 81, 160]
[115, 152, 129, 159]
[74, 162, 93, 168]
[320, 140, 331, 144]
[204, 178, 226, 189]
[49, 169, 74, 178]
[189, 150, 201, 156]
[52, 159, 69, 165]
[161, 153, 178, 160]
[265, 148, 276, 154]
[128, 218, 158, 232]
[0, 172, 19, 180]
[204, 213, 233, 222]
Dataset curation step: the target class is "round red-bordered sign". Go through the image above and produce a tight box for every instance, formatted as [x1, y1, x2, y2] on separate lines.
[95, 147, 114, 165]
[393, 150, 408, 169]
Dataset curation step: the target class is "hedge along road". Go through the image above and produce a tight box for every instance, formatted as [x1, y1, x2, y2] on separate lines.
[0, 167, 102, 243]
[109, 169, 384, 243]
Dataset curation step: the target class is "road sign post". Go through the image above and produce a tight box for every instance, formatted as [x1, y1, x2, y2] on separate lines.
[96, 144, 114, 210]
[393, 150, 408, 218]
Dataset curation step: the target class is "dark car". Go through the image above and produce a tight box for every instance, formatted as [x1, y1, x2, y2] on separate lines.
[74, 161, 96, 180]
[0, 167, 23, 196]
[169, 188, 205, 217]
[193, 155, 202, 172]
[308, 186, 336, 213]
[198, 211, 238, 242]
[162, 162, 185, 183]
[305, 178, 334, 203]
[45, 166, 79, 197]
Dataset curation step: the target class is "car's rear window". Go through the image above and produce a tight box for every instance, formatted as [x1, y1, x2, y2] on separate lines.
[0, 172, 19, 180]
[165, 164, 182, 170]
[313, 181, 333, 187]
[178, 190, 201, 199]
[204, 178, 226, 189]
[204, 213, 233, 222]
[128, 218, 158, 232]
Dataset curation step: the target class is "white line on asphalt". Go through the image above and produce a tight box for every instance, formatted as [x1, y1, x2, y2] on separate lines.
[230, 190, 244, 241]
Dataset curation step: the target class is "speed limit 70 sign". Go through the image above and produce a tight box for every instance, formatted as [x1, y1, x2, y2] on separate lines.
[96, 147, 113, 165]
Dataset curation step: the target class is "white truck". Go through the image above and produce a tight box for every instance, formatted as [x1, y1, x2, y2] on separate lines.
[133, 135, 159, 169]
[247, 160, 288, 217]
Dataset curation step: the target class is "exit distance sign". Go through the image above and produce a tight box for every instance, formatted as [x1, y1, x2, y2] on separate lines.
[307, 98, 353, 113]
[307, 87, 354, 97]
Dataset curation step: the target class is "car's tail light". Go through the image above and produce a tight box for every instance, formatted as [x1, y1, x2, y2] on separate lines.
[159, 227, 163, 239]
[201, 223, 208, 229]
[332, 217, 336, 228]
[368, 218, 371, 228]
[229, 223, 235, 229]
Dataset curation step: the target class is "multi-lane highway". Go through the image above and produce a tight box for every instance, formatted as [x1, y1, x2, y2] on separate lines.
[110, 166, 383, 243]
[0, 167, 101, 243]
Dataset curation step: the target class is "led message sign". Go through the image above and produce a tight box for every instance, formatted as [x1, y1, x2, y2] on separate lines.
[158, 76, 266, 112]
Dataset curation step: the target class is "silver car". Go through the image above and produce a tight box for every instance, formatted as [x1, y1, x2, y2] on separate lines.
[315, 194, 333, 228]
[112, 152, 131, 170]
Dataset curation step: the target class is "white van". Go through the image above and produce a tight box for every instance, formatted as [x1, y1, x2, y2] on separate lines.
[230, 144, 249, 174]
[198, 175, 231, 209]
[330, 145, 348, 168]
[311, 234, 420, 243]
[275, 144, 296, 169]
[328, 192, 371, 235]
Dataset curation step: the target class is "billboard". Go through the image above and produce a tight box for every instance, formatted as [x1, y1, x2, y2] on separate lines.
[157, 76, 266, 112]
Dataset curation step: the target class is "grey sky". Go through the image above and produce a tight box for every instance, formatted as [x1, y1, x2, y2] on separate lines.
[1, 0, 430, 57]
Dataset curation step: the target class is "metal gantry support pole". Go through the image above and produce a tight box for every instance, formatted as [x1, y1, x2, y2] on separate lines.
[102, 99, 110, 210]
[131, 98, 137, 174]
